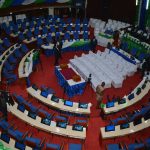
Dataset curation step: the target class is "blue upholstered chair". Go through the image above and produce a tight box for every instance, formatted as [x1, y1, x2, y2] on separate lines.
[1, 22, 7, 29]
[13, 48, 23, 58]
[16, 19, 22, 25]
[75, 19, 80, 25]
[75, 25, 80, 32]
[37, 37, 43, 47]
[46, 143, 61, 150]
[73, 32, 79, 40]
[138, 53, 146, 61]
[58, 26, 64, 32]
[83, 32, 89, 40]
[34, 28, 40, 37]
[3, 61, 15, 70]
[5, 27, 11, 35]
[69, 143, 82, 150]
[42, 27, 48, 35]
[50, 26, 56, 33]
[131, 48, 137, 56]
[64, 32, 70, 41]
[107, 143, 123, 150]
[145, 138, 150, 149]
[3, 38, 11, 48]
[8, 55, 18, 64]
[46, 34, 52, 43]
[0, 44, 5, 53]
[21, 44, 28, 53]
[18, 32, 25, 41]
[128, 143, 145, 150]
[25, 137, 44, 150]
[66, 18, 72, 24]
[83, 18, 88, 25]
[26, 31, 33, 40]
[21, 23, 26, 30]
[83, 25, 88, 31]
[54, 31, 59, 39]
[67, 25, 72, 32]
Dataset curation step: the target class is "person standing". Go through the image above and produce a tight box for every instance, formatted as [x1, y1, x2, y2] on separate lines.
[54, 44, 61, 66]
[57, 38, 63, 59]
[91, 38, 97, 53]
[0, 92, 8, 121]
[96, 82, 105, 109]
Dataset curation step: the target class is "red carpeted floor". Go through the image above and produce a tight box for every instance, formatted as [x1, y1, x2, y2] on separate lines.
[7, 47, 150, 150]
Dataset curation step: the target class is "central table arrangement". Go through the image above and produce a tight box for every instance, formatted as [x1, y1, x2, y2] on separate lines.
[55, 64, 86, 97]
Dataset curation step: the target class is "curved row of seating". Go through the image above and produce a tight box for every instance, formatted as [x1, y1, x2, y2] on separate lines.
[7, 94, 87, 139]
[120, 33, 150, 61]
[0, 44, 18, 81]
[103, 77, 150, 114]
[0, 43, 29, 84]
[107, 138, 150, 150]
[0, 119, 82, 150]
[0, 38, 11, 55]
[10, 23, 89, 37]
[1, 16, 88, 35]
[125, 26, 150, 44]
[27, 84, 91, 115]
[100, 103, 150, 139]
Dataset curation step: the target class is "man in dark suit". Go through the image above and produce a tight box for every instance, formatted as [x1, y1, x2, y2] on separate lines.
[91, 38, 97, 53]
[53, 44, 61, 66]
[0, 92, 8, 120]
[58, 38, 63, 59]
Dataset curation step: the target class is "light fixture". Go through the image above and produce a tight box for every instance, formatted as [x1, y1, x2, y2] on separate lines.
[10, 12, 12, 15]
[146, 0, 149, 10]
[136, 0, 138, 6]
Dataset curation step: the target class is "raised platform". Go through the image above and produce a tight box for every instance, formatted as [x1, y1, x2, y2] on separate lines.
[55, 64, 86, 97]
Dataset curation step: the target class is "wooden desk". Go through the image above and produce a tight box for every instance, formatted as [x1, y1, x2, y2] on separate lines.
[27, 87, 91, 115]
[7, 102, 86, 139]
[103, 79, 150, 114]
[100, 118, 150, 139]
[18, 49, 34, 78]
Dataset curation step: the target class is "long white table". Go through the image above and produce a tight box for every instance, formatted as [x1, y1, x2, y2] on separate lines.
[27, 87, 91, 115]
[18, 49, 34, 78]
[7, 102, 86, 139]
[103, 78, 150, 114]
[100, 118, 150, 139]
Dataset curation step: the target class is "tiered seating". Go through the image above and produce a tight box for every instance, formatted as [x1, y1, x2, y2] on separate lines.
[0, 119, 67, 150]
[107, 138, 150, 150]
[7, 94, 87, 139]
[0, 44, 19, 82]
[103, 77, 150, 114]
[100, 103, 150, 139]
[2, 16, 90, 45]
[1, 43, 29, 84]
[121, 32, 150, 61]
[27, 84, 91, 115]
[70, 48, 138, 90]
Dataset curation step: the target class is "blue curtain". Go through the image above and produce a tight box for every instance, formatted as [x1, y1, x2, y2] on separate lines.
[139, 0, 147, 29]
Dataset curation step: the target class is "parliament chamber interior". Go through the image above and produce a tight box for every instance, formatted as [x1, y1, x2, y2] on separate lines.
[0, 0, 150, 150]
